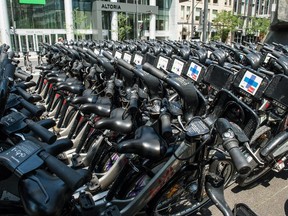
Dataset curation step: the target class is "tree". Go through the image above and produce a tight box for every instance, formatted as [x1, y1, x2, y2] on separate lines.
[246, 17, 270, 40]
[212, 11, 243, 42]
[118, 13, 132, 41]
[73, 8, 88, 40]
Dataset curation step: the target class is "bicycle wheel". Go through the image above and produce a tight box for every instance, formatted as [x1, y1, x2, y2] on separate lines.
[146, 170, 208, 216]
[147, 160, 234, 216]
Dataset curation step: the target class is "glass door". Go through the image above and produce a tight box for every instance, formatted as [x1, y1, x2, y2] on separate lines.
[19, 35, 28, 53]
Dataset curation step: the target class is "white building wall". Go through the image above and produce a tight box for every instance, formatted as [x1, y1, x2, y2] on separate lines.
[177, 0, 234, 40]
[0, 0, 12, 47]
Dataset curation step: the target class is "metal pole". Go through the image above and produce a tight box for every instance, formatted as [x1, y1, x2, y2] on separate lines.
[202, 0, 208, 42]
[191, 0, 194, 39]
[10, 0, 18, 51]
[135, 0, 138, 39]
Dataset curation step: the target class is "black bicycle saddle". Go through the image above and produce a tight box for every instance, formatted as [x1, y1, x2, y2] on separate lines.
[116, 126, 167, 159]
[94, 108, 133, 134]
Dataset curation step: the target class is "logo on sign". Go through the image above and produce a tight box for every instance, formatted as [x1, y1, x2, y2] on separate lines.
[239, 71, 263, 95]
[187, 62, 201, 81]
[171, 59, 184, 75]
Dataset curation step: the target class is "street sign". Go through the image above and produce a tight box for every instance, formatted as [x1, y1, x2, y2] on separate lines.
[19, 0, 46, 5]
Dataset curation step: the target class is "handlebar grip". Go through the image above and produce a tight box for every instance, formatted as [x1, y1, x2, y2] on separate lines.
[16, 87, 34, 102]
[19, 98, 43, 116]
[224, 141, 251, 175]
[215, 118, 251, 175]
[38, 151, 88, 191]
[23, 81, 37, 89]
[17, 69, 33, 78]
[25, 119, 57, 144]
[128, 86, 139, 114]
[44, 138, 73, 156]
[117, 58, 134, 71]
[105, 79, 114, 98]
[142, 63, 166, 80]
[15, 81, 36, 89]
[102, 51, 114, 60]
[14, 71, 32, 82]
[160, 113, 172, 140]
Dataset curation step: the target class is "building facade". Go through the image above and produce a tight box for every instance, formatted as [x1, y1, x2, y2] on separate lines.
[178, 0, 234, 41]
[233, 0, 276, 43]
[0, 0, 182, 52]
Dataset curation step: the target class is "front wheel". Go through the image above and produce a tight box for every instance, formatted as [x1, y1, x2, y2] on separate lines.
[146, 170, 209, 216]
[146, 159, 234, 216]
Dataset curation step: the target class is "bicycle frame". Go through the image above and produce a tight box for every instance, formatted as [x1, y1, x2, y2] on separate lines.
[89, 136, 211, 216]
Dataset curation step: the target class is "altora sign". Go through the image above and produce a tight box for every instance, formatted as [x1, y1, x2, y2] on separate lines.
[101, 4, 121, 10]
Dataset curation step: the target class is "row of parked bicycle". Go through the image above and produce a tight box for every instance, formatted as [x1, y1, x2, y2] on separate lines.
[0, 39, 287, 216]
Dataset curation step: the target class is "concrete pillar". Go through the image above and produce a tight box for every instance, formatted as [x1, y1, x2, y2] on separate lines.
[168, 0, 178, 40]
[149, 0, 156, 39]
[0, 0, 12, 46]
[64, 0, 74, 41]
[111, 0, 118, 41]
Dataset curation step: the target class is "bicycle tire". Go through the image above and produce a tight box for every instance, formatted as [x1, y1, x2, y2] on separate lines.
[146, 159, 234, 216]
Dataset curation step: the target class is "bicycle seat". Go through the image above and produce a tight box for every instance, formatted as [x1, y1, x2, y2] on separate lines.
[35, 65, 53, 70]
[71, 95, 98, 104]
[57, 84, 85, 95]
[55, 80, 83, 87]
[46, 76, 67, 83]
[94, 108, 133, 134]
[19, 169, 72, 216]
[116, 126, 167, 159]
[31, 95, 43, 103]
[79, 97, 112, 117]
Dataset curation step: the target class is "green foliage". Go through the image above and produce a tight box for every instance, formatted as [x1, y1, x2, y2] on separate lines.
[73, 8, 88, 39]
[211, 34, 221, 41]
[246, 17, 270, 36]
[213, 11, 243, 42]
[118, 13, 132, 41]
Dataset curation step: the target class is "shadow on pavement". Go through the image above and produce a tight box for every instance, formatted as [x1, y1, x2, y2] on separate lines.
[230, 166, 288, 193]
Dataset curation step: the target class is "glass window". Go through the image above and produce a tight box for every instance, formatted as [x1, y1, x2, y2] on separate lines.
[212, 9, 218, 21]
[181, 6, 185, 19]
[195, 8, 201, 21]
[213, 0, 218, 3]
[20, 35, 27, 52]
[27, 35, 34, 51]
[156, 15, 169, 31]
[186, 6, 191, 20]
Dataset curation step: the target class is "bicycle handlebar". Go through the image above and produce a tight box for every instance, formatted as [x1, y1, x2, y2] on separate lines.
[215, 118, 251, 175]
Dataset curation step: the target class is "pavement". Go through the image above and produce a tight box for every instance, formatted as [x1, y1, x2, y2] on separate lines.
[18, 57, 288, 216]
[208, 165, 288, 216]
